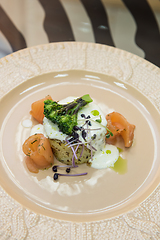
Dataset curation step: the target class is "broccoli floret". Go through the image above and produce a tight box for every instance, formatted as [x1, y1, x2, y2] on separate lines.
[57, 114, 77, 135]
[44, 94, 93, 135]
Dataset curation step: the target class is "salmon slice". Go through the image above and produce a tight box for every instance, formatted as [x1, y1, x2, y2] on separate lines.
[25, 157, 39, 173]
[22, 134, 54, 172]
[106, 112, 135, 147]
[30, 95, 52, 124]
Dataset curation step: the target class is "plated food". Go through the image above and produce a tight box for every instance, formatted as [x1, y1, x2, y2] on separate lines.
[22, 94, 135, 179]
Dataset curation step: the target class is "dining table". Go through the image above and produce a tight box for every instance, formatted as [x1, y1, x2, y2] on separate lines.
[0, 1, 160, 239]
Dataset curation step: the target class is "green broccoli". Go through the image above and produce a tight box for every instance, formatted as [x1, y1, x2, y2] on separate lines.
[43, 94, 93, 135]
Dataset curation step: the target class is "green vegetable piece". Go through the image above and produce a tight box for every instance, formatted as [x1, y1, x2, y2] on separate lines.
[95, 115, 102, 123]
[44, 94, 93, 135]
[81, 94, 93, 103]
[105, 127, 113, 138]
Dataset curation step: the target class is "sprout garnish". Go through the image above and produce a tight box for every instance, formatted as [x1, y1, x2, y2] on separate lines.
[53, 172, 88, 181]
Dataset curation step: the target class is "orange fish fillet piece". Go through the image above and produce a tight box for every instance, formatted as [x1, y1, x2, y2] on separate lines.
[30, 95, 52, 124]
[106, 112, 135, 147]
[22, 134, 54, 173]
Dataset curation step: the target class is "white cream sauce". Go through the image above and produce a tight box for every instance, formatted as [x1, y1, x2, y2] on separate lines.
[90, 144, 119, 169]
[22, 119, 33, 128]
[30, 124, 46, 137]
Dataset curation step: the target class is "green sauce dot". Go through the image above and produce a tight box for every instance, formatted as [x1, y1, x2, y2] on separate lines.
[111, 156, 127, 175]
[117, 147, 123, 153]
[91, 110, 99, 116]
[106, 150, 111, 154]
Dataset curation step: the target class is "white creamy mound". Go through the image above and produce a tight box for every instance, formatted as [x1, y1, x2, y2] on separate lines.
[30, 96, 119, 169]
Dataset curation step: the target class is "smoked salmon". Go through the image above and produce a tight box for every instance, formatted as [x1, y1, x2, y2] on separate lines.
[30, 95, 52, 124]
[106, 112, 135, 147]
[22, 133, 54, 173]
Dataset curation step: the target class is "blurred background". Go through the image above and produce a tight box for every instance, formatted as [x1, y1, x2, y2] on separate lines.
[0, 0, 160, 67]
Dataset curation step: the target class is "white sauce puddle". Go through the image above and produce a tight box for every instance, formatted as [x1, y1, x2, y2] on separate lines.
[22, 119, 33, 128]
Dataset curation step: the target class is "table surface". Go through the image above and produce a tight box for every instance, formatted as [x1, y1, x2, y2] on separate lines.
[0, 0, 160, 67]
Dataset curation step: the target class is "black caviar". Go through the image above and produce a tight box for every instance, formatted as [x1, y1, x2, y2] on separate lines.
[66, 168, 71, 173]
[53, 173, 59, 180]
[52, 166, 57, 172]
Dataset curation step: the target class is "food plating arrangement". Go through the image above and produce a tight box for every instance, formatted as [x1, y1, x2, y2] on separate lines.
[22, 94, 135, 180]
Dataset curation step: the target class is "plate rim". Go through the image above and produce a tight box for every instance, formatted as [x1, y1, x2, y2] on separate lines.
[0, 42, 160, 239]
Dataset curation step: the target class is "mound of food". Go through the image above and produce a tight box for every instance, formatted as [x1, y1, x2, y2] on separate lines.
[49, 138, 91, 165]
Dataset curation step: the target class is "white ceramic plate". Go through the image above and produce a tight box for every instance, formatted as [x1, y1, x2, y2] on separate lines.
[0, 42, 160, 239]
